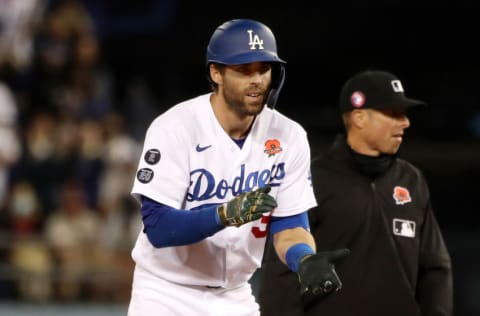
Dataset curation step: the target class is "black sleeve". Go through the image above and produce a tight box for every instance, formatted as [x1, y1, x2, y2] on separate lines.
[416, 199, 453, 316]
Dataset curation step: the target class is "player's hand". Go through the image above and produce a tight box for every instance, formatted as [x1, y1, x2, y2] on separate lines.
[297, 248, 350, 297]
[216, 185, 277, 227]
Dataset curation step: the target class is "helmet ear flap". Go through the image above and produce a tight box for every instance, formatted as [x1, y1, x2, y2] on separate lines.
[267, 63, 285, 109]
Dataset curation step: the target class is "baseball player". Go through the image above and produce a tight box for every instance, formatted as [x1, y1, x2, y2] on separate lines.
[126, 19, 349, 316]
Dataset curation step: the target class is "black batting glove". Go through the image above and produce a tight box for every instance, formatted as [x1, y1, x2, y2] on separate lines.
[297, 248, 350, 297]
[216, 185, 277, 227]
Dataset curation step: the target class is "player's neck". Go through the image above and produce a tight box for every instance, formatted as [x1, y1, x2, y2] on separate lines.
[224, 116, 254, 139]
[210, 94, 255, 139]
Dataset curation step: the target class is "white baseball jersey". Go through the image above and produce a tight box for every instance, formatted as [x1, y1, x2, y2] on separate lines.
[130, 93, 316, 289]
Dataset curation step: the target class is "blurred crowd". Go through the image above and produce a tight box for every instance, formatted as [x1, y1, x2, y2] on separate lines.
[0, 0, 151, 303]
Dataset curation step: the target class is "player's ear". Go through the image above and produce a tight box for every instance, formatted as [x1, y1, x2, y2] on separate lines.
[209, 64, 223, 85]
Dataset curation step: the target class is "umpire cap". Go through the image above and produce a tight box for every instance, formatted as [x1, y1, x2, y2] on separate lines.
[339, 70, 426, 113]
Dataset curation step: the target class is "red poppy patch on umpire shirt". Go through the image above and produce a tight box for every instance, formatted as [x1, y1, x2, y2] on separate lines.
[392, 186, 411, 205]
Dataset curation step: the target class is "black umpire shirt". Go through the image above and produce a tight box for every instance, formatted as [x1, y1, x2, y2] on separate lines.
[259, 134, 453, 316]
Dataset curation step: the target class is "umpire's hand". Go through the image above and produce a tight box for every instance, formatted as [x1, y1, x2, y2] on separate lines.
[297, 249, 350, 297]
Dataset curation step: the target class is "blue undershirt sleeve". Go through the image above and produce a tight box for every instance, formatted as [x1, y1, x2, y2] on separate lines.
[140, 196, 225, 248]
[268, 211, 310, 237]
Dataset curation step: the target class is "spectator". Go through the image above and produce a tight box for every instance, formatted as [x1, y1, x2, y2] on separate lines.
[44, 180, 100, 300]
[0, 80, 21, 210]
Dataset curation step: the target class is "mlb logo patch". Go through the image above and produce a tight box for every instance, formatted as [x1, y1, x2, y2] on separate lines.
[393, 218, 416, 238]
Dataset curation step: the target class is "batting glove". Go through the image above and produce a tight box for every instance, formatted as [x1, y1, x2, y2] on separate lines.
[298, 248, 350, 297]
[216, 185, 277, 227]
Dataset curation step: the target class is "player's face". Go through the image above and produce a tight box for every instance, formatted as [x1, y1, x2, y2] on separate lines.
[220, 62, 271, 116]
[362, 108, 410, 155]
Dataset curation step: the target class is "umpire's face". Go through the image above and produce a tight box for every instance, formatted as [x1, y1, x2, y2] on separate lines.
[354, 108, 410, 156]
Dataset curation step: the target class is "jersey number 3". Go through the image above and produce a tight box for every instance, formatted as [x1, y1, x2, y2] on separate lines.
[251, 214, 271, 238]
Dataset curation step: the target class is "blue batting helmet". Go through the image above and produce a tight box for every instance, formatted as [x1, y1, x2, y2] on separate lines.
[206, 19, 286, 108]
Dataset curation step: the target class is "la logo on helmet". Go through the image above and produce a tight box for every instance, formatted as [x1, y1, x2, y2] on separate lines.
[248, 30, 264, 50]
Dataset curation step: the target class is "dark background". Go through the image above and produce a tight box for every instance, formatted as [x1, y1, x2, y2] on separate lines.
[84, 1, 480, 314]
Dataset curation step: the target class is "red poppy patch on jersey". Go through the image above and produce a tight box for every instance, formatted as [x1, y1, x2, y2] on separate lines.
[393, 186, 412, 205]
[351, 91, 366, 108]
[264, 139, 282, 157]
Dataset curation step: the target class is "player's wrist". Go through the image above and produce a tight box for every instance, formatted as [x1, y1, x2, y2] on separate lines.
[285, 243, 315, 272]
[216, 203, 238, 226]
[215, 204, 225, 225]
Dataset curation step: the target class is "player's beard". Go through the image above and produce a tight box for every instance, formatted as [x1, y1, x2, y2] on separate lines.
[222, 86, 267, 117]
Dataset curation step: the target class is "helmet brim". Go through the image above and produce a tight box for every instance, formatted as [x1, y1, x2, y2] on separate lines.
[208, 50, 286, 66]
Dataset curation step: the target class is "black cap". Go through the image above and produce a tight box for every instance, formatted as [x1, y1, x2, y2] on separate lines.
[339, 70, 426, 113]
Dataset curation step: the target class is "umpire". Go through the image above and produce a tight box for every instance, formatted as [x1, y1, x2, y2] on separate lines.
[259, 70, 453, 316]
